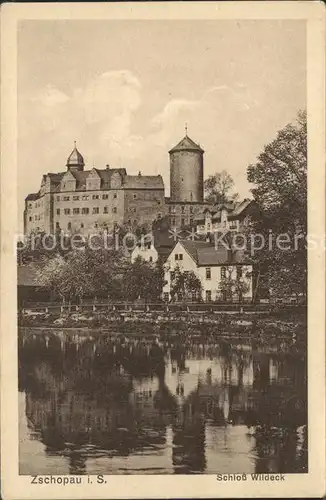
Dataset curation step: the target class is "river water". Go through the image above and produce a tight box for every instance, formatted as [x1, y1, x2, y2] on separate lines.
[19, 328, 307, 475]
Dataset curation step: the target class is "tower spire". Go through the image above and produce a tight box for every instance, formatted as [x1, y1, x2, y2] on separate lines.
[185, 123, 188, 136]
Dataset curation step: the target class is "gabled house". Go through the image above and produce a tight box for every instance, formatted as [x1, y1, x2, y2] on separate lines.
[162, 239, 253, 303]
[194, 199, 259, 235]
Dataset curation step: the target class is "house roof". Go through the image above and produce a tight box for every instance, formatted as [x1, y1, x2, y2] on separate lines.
[180, 240, 212, 262]
[229, 198, 253, 218]
[17, 265, 42, 287]
[169, 135, 204, 154]
[194, 199, 254, 223]
[179, 240, 249, 267]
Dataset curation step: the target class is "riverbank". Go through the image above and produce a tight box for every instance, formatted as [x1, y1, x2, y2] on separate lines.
[18, 307, 306, 343]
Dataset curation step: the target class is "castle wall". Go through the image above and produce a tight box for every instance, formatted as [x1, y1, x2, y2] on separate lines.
[124, 189, 166, 229]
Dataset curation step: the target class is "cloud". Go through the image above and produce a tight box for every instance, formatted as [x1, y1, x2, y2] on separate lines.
[26, 70, 144, 165]
[32, 84, 70, 107]
[151, 99, 201, 129]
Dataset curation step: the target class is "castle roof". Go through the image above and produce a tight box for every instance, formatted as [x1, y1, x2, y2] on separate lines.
[25, 192, 40, 201]
[123, 174, 164, 190]
[169, 135, 204, 154]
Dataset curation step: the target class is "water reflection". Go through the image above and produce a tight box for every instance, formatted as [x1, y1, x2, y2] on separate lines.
[19, 330, 307, 475]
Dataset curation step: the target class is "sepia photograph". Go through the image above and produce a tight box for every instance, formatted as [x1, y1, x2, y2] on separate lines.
[1, 2, 325, 499]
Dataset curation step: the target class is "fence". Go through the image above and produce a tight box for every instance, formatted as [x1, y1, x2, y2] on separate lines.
[19, 300, 306, 315]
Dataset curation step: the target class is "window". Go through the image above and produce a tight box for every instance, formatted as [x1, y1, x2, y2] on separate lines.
[67, 222, 72, 230]
[206, 290, 212, 302]
[63, 196, 70, 201]
[175, 254, 183, 261]
[132, 207, 136, 213]
[94, 223, 98, 229]
[181, 206, 185, 213]
[133, 194, 137, 199]
[181, 218, 185, 227]
[102, 194, 109, 200]
[56, 222, 60, 228]
[157, 212, 162, 219]
[82, 195, 89, 201]
[221, 267, 226, 279]
[113, 193, 117, 199]
[149, 257, 153, 262]
[134, 219, 137, 225]
[81, 223, 84, 229]
[93, 207, 99, 214]
[236, 266, 243, 279]
[229, 220, 237, 229]
[56, 209, 60, 215]
[73, 208, 80, 215]
[29, 216, 32, 222]
[172, 217, 176, 226]
[92, 194, 99, 200]
[28, 203, 32, 209]
[64, 208, 70, 215]
[56, 196, 60, 202]
[164, 292, 169, 302]
[113, 207, 117, 213]
[73, 196, 80, 201]
[82, 207, 89, 214]
[190, 206, 193, 214]
[128, 219, 131, 225]
[103, 206, 108, 214]
[170, 271, 175, 282]
[206, 267, 211, 280]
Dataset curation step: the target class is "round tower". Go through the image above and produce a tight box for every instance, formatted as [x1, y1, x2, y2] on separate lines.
[169, 131, 204, 202]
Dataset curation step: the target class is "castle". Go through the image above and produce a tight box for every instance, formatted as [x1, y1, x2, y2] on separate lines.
[24, 132, 211, 235]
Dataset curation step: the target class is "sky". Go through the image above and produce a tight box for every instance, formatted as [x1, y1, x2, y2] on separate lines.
[18, 19, 306, 228]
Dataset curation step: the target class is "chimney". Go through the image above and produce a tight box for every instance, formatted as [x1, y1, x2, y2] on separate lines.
[106, 164, 110, 170]
[138, 171, 142, 176]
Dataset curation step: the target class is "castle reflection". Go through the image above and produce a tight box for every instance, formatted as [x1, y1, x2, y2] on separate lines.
[19, 331, 307, 475]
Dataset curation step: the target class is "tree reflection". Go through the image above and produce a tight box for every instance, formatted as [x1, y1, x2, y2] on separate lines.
[19, 331, 307, 474]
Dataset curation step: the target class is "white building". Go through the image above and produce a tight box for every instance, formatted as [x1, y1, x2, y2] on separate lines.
[130, 229, 175, 264]
[131, 240, 159, 264]
[163, 240, 253, 302]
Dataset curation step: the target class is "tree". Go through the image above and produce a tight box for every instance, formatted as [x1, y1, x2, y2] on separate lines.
[218, 266, 250, 303]
[122, 257, 166, 302]
[170, 266, 202, 301]
[204, 170, 239, 204]
[246, 110, 307, 300]
[35, 245, 127, 303]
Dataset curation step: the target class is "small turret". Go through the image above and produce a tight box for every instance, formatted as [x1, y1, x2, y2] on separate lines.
[66, 141, 84, 172]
